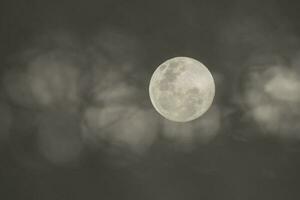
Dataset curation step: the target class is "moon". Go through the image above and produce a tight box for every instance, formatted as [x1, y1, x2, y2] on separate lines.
[149, 57, 215, 122]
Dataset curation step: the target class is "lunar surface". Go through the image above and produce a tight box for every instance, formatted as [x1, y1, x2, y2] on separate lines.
[149, 57, 215, 122]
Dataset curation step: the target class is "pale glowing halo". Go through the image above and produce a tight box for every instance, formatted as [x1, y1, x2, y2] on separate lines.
[149, 57, 215, 122]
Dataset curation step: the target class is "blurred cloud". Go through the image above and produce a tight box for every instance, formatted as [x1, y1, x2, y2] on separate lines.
[79, 31, 162, 154]
[2, 30, 158, 161]
[82, 105, 159, 154]
[2, 29, 223, 166]
[217, 8, 300, 140]
[28, 54, 81, 110]
[242, 64, 300, 138]
[90, 68, 140, 105]
[36, 111, 83, 164]
[264, 66, 300, 102]
[3, 33, 83, 111]
[162, 105, 221, 149]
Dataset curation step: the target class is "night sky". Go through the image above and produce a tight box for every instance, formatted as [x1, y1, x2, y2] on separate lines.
[1, 0, 300, 199]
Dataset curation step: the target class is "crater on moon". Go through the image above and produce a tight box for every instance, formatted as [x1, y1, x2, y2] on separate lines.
[149, 57, 215, 122]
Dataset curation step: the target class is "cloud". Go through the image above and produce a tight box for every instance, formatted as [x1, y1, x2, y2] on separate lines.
[90, 68, 140, 105]
[82, 105, 159, 154]
[3, 32, 83, 110]
[2, 29, 223, 166]
[242, 63, 300, 138]
[36, 111, 83, 164]
[217, 6, 300, 140]
[264, 66, 300, 102]
[2, 30, 158, 163]
[162, 105, 221, 149]
[28, 54, 81, 110]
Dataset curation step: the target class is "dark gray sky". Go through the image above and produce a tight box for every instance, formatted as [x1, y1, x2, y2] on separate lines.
[1, 0, 300, 200]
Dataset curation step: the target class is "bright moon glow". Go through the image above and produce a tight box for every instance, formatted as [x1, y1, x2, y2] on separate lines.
[149, 57, 215, 122]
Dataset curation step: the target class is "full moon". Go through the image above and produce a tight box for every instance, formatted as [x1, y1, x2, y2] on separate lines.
[149, 57, 215, 122]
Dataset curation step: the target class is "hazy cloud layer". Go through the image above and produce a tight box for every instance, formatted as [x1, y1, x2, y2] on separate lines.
[9, 8, 300, 165]
[2, 30, 223, 165]
[219, 8, 300, 139]
[5, 14, 300, 166]
[242, 62, 300, 138]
